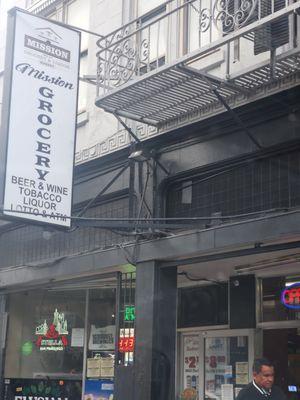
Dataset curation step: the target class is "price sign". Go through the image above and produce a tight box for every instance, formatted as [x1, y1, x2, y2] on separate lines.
[118, 337, 135, 353]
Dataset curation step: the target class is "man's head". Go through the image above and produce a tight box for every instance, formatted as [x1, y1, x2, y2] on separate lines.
[253, 358, 275, 390]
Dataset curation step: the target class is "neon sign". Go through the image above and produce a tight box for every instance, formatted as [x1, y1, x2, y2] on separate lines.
[21, 341, 33, 356]
[35, 308, 68, 351]
[119, 337, 135, 353]
[281, 283, 300, 309]
[124, 306, 135, 321]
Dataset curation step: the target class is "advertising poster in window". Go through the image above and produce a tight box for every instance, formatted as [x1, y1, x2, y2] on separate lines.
[2, 378, 82, 400]
[205, 338, 229, 398]
[235, 362, 249, 385]
[1, 9, 80, 227]
[183, 335, 200, 395]
[83, 379, 114, 400]
[89, 325, 115, 350]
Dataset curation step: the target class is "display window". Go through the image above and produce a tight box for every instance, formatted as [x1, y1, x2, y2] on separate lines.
[3, 286, 117, 400]
[5, 290, 86, 379]
[178, 284, 228, 328]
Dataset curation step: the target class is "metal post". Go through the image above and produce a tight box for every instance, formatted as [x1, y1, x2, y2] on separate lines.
[129, 160, 136, 219]
[115, 272, 122, 367]
[0, 295, 7, 399]
[81, 289, 89, 400]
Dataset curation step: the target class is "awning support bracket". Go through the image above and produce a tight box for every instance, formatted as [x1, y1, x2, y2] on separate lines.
[178, 65, 262, 150]
[113, 113, 170, 175]
[208, 84, 263, 150]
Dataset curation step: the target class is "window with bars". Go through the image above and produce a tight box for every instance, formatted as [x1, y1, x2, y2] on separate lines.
[45, 0, 90, 112]
[254, 0, 289, 54]
[165, 150, 300, 227]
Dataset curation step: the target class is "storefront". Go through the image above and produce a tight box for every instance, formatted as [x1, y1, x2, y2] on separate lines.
[177, 273, 300, 400]
[2, 277, 119, 400]
[1, 262, 299, 400]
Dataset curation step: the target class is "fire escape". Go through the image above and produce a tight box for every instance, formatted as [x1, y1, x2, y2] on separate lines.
[95, 0, 300, 131]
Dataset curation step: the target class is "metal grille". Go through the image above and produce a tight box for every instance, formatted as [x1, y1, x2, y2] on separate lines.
[0, 196, 135, 268]
[166, 150, 300, 226]
[116, 272, 136, 367]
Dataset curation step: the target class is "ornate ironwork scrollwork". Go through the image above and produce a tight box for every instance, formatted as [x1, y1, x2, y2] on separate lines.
[199, 8, 212, 32]
[97, 23, 151, 90]
[213, 0, 257, 33]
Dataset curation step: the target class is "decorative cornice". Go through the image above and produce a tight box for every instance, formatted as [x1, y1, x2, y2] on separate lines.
[75, 124, 158, 164]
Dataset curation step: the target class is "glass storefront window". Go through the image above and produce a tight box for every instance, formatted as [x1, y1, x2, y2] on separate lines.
[86, 288, 116, 380]
[4, 286, 118, 400]
[4, 287, 117, 380]
[178, 284, 228, 328]
[261, 276, 300, 322]
[5, 290, 86, 379]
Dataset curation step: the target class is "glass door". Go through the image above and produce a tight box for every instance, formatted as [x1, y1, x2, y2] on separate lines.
[179, 329, 254, 400]
[204, 330, 254, 400]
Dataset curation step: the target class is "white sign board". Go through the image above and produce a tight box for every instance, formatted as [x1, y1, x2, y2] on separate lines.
[89, 325, 115, 350]
[2, 9, 80, 227]
[71, 328, 84, 347]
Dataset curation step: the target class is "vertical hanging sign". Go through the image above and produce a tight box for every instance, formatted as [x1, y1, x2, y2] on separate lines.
[0, 8, 80, 227]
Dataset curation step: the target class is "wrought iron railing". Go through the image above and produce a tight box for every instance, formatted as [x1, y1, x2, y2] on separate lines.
[96, 0, 299, 95]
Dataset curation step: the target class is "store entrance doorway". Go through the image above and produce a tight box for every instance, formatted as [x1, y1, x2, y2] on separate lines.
[263, 328, 300, 400]
[179, 329, 255, 400]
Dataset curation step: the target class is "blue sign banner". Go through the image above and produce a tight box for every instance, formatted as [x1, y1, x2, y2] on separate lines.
[84, 379, 114, 400]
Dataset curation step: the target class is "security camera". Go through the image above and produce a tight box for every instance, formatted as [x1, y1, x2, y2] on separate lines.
[295, 7, 300, 16]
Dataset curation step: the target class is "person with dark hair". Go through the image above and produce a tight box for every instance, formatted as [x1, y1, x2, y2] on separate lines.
[236, 358, 286, 400]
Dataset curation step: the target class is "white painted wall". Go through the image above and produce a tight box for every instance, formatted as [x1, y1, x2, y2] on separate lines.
[0, 0, 26, 119]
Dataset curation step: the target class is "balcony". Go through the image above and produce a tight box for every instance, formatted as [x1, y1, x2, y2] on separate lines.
[95, 0, 300, 128]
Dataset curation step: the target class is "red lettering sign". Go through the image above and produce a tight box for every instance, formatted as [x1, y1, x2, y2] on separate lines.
[119, 337, 135, 353]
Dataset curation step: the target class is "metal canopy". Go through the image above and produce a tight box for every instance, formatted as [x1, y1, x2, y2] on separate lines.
[95, 66, 246, 126]
[95, 52, 300, 126]
[232, 51, 300, 89]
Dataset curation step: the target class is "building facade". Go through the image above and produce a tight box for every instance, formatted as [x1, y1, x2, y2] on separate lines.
[0, 1, 300, 400]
